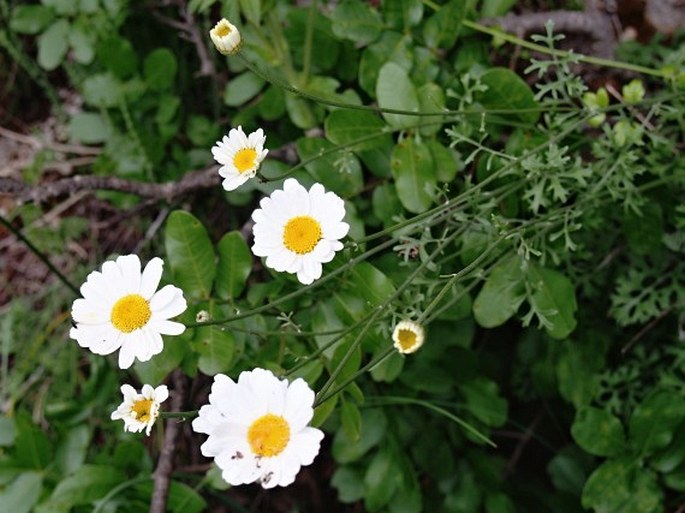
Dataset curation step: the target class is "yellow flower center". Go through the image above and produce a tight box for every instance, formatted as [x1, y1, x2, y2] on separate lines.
[247, 414, 290, 457]
[215, 21, 231, 38]
[397, 329, 418, 351]
[233, 148, 257, 173]
[111, 294, 151, 333]
[283, 216, 322, 255]
[131, 398, 154, 423]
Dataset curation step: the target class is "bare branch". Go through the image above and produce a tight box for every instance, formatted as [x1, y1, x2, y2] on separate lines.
[150, 370, 186, 513]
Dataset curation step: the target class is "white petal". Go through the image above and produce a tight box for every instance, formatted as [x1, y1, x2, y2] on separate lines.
[283, 378, 315, 431]
[154, 385, 169, 403]
[150, 285, 187, 319]
[149, 319, 186, 336]
[222, 173, 250, 191]
[118, 341, 137, 369]
[140, 257, 163, 299]
[116, 254, 142, 293]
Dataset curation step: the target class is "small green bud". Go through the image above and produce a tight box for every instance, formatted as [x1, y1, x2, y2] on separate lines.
[583, 88, 609, 127]
[622, 79, 645, 104]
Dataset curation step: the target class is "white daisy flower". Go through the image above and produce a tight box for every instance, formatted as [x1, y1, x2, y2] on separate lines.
[209, 18, 242, 56]
[392, 320, 425, 354]
[70, 254, 187, 369]
[251, 178, 349, 285]
[192, 368, 324, 489]
[212, 126, 269, 191]
[111, 384, 168, 436]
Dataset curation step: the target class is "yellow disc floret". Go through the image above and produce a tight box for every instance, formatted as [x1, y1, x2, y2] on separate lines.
[214, 19, 232, 37]
[247, 414, 291, 457]
[131, 398, 154, 423]
[397, 329, 418, 351]
[233, 148, 258, 173]
[111, 294, 152, 333]
[283, 216, 322, 255]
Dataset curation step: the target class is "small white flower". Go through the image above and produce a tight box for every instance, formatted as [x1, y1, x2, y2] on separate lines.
[70, 255, 187, 369]
[392, 320, 425, 354]
[251, 178, 349, 285]
[111, 384, 169, 436]
[212, 126, 268, 191]
[192, 368, 324, 489]
[209, 18, 242, 56]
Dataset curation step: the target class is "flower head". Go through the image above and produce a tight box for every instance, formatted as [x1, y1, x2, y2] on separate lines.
[70, 254, 187, 369]
[212, 126, 268, 191]
[392, 320, 425, 354]
[111, 384, 168, 436]
[192, 368, 324, 489]
[251, 178, 349, 285]
[210, 18, 242, 56]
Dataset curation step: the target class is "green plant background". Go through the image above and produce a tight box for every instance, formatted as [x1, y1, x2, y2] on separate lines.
[2, 0, 685, 512]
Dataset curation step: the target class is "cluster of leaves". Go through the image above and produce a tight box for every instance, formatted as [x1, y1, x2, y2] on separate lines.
[2, 0, 685, 512]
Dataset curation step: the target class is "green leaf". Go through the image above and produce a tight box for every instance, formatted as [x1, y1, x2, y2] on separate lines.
[48, 465, 125, 508]
[359, 32, 412, 96]
[571, 407, 626, 457]
[364, 447, 400, 511]
[223, 71, 265, 107]
[341, 398, 362, 442]
[55, 425, 91, 475]
[165, 211, 216, 300]
[97, 37, 138, 79]
[383, 0, 423, 30]
[168, 481, 207, 513]
[622, 203, 663, 255]
[215, 231, 252, 300]
[417, 82, 446, 137]
[526, 265, 577, 339]
[0, 416, 16, 447]
[477, 67, 540, 125]
[67, 113, 109, 144]
[473, 257, 526, 328]
[376, 62, 420, 129]
[186, 116, 220, 147]
[325, 109, 390, 152]
[629, 389, 685, 456]
[258, 85, 286, 121]
[297, 137, 363, 197]
[582, 459, 661, 513]
[332, 467, 365, 503]
[68, 25, 95, 64]
[547, 447, 590, 495]
[0, 472, 42, 513]
[10, 5, 54, 34]
[459, 377, 508, 427]
[134, 338, 188, 384]
[333, 408, 386, 463]
[331, 0, 383, 46]
[423, 0, 465, 49]
[482, 0, 517, 16]
[143, 48, 177, 91]
[37, 19, 70, 70]
[15, 418, 51, 469]
[82, 73, 122, 108]
[347, 262, 396, 307]
[238, 0, 261, 25]
[285, 93, 318, 129]
[195, 327, 235, 375]
[391, 137, 436, 213]
[427, 139, 459, 183]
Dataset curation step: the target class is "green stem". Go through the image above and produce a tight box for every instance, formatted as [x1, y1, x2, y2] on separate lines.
[0, 214, 79, 295]
[461, 19, 665, 78]
[366, 395, 497, 448]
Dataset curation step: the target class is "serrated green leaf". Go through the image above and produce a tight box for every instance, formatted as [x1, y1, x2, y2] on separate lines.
[571, 407, 626, 457]
[376, 62, 420, 129]
[391, 137, 436, 213]
[215, 231, 252, 300]
[165, 211, 215, 300]
[473, 257, 526, 328]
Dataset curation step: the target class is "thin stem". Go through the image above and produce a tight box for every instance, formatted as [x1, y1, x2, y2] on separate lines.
[461, 19, 665, 78]
[0, 214, 79, 295]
